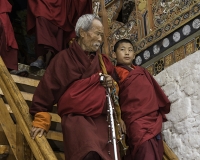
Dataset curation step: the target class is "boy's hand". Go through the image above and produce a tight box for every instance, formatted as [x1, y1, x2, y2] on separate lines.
[100, 74, 113, 88]
[30, 126, 46, 139]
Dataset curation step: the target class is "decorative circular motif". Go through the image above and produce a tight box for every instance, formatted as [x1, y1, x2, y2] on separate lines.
[143, 50, 150, 60]
[182, 25, 191, 36]
[183, 12, 189, 19]
[147, 36, 153, 42]
[192, 18, 200, 29]
[162, 38, 170, 48]
[164, 24, 171, 32]
[135, 56, 142, 65]
[193, 5, 199, 13]
[155, 59, 164, 74]
[173, 17, 181, 26]
[155, 29, 162, 38]
[139, 40, 146, 48]
[173, 32, 181, 42]
[153, 45, 160, 54]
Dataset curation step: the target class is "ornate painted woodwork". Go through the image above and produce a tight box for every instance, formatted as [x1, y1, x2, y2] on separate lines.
[93, 0, 200, 75]
[146, 35, 198, 75]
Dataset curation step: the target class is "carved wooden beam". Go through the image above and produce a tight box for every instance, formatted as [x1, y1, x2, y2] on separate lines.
[100, 0, 110, 55]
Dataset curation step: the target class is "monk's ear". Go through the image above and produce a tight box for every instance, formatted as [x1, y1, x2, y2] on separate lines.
[79, 28, 86, 38]
[112, 52, 117, 59]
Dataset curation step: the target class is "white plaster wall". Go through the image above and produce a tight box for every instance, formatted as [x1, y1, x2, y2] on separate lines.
[155, 50, 200, 160]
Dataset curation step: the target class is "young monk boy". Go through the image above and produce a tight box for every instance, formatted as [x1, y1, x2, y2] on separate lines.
[113, 39, 171, 160]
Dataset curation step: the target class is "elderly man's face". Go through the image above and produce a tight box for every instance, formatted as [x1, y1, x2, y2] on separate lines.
[82, 19, 104, 52]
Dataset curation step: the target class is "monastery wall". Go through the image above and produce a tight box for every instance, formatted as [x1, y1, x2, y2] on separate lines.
[155, 50, 200, 160]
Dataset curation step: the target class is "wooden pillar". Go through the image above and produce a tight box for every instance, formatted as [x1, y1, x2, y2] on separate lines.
[100, 0, 110, 56]
[147, 0, 154, 33]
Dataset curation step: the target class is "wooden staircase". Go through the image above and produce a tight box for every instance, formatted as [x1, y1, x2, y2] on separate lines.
[0, 57, 64, 160]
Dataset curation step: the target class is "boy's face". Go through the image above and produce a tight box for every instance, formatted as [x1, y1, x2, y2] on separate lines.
[114, 42, 135, 67]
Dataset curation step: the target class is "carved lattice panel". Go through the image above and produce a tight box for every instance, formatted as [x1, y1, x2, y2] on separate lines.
[196, 36, 200, 51]
[164, 52, 174, 69]
[154, 58, 164, 75]
[174, 46, 185, 62]
[185, 40, 195, 56]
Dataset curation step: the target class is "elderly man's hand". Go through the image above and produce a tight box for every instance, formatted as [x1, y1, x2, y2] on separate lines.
[30, 126, 46, 139]
[119, 119, 126, 134]
[100, 74, 113, 88]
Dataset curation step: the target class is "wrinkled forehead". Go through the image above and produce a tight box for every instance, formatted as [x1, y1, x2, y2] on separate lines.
[89, 19, 104, 31]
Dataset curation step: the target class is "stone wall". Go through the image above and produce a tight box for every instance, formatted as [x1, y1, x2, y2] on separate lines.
[155, 51, 200, 160]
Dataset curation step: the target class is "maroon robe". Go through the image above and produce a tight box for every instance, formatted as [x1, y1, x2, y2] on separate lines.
[33, 17, 64, 57]
[115, 66, 170, 159]
[58, 72, 107, 118]
[30, 41, 121, 160]
[0, 0, 18, 70]
[27, 0, 92, 54]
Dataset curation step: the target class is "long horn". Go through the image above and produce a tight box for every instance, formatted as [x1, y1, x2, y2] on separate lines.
[106, 87, 118, 160]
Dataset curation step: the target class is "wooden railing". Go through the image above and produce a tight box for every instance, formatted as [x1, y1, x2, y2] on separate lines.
[0, 56, 64, 160]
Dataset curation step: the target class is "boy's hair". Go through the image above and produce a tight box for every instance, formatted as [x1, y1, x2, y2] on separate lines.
[114, 39, 133, 52]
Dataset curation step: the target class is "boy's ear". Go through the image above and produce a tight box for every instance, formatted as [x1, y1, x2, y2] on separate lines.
[111, 52, 117, 59]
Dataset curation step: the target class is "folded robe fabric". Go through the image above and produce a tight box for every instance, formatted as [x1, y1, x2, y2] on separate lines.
[30, 40, 114, 116]
[0, 0, 18, 50]
[0, 0, 18, 70]
[27, 0, 92, 43]
[58, 72, 106, 117]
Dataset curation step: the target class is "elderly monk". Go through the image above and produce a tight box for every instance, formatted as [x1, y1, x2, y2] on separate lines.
[29, 14, 122, 160]
[113, 39, 171, 160]
[27, 0, 92, 70]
